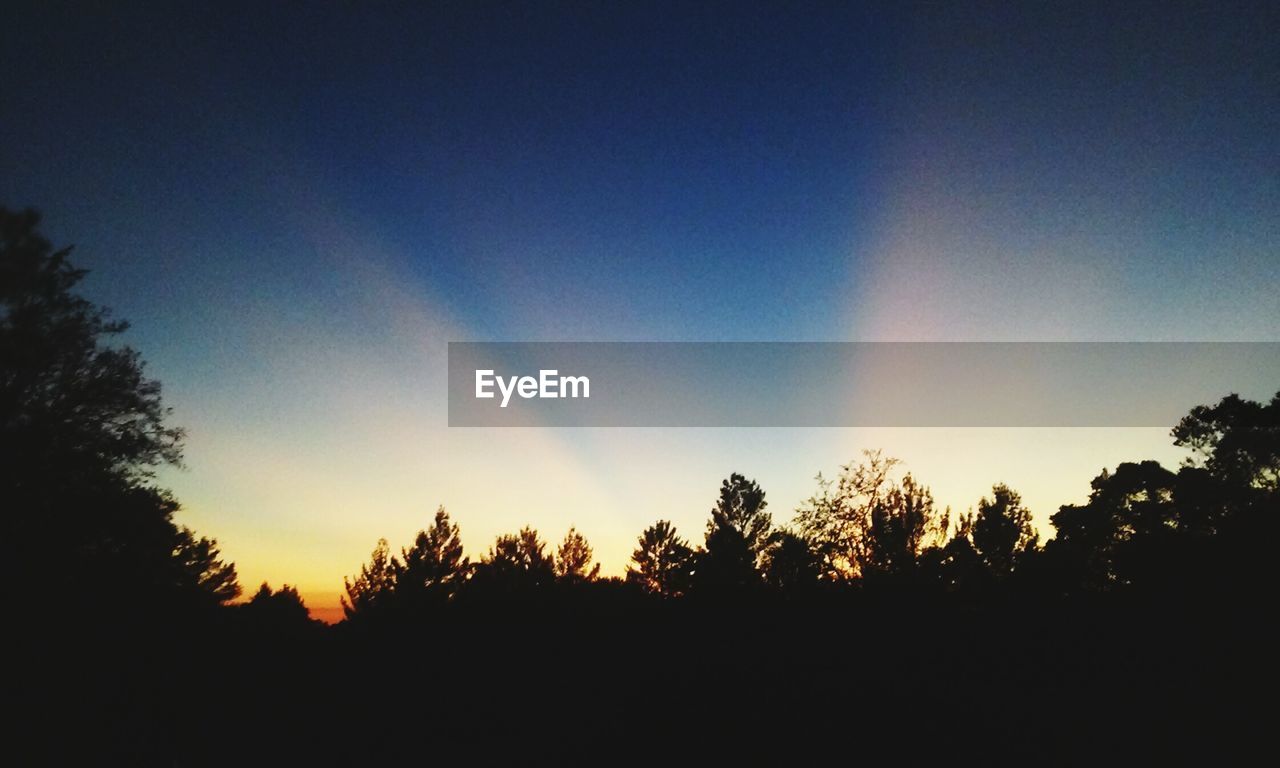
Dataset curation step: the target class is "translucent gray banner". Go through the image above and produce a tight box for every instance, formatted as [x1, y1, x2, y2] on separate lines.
[447, 342, 1280, 427]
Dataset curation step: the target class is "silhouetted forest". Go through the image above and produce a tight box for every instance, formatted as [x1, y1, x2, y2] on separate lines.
[4, 207, 1276, 764]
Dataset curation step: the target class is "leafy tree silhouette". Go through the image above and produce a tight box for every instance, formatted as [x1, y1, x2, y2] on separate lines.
[626, 520, 693, 597]
[918, 512, 986, 594]
[1173, 391, 1280, 493]
[708, 473, 774, 562]
[794, 449, 901, 579]
[0, 207, 238, 611]
[173, 525, 241, 603]
[693, 523, 759, 594]
[555, 526, 601, 583]
[398, 507, 469, 610]
[471, 526, 555, 592]
[342, 538, 399, 619]
[1047, 461, 1178, 592]
[796, 452, 950, 583]
[863, 473, 949, 581]
[242, 582, 313, 627]
[762, 530, 821, 592]
[1170, 391, 1280, 595]
[0, 208, 183, 477]
[971, 484, 1037, 578]
[692, 473, 774, 593]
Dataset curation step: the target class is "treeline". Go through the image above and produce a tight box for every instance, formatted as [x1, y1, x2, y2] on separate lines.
[337, 386, 1278, 626]
[3, 205, 1277, 629]
[6, 206, 1277, 761]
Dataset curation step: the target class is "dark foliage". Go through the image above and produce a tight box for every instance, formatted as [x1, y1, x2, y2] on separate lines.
[972, 483, 1038, 577]
[555, 526, 601, 583]
[240, 582, 315, 631]
[625, 519, 694, 597]
[762, 530, 821, 592]
[1, 208, 237, 615]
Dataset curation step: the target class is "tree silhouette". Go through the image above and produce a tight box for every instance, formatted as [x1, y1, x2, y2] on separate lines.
[863, 473, 948, 580]
[707, 473, 774, 563]
[0, 207, 237, 610]
[0, 208, 183, 480]
[1170, 391, 1280, 595]
[242, 582, 313, 628]
[626, 520, 693, 597]
[172, 525, 241, 604]
[691, 473, 775, 594]
[555, 527, 601, 583]
[1035, 392, 1280, 597]
[472, 526, 555, 591]
[342, 538, 399, 619]
[796, 452, 950, 581]
[794, 450, 901, 579]
[762, 530, 820, 592]
[918, 512, 986, 593]
[693, 523, 759, 594]
[397, 507, 469, 609]
[1173, 390, 1280, 493]
[1048, 461, 1178, 591]
[971, 484, 1037, 578]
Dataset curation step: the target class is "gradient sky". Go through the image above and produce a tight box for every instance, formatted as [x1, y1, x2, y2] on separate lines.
[3, 1, 1277, 621]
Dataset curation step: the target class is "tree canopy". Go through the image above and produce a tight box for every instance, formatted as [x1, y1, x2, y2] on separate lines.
[1, 208, 237, 611]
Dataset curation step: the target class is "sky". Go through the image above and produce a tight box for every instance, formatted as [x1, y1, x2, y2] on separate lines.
[2, 1, 1277, 622]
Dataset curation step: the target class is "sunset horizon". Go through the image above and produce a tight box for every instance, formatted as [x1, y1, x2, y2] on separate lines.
[4, 1, 1276, 762]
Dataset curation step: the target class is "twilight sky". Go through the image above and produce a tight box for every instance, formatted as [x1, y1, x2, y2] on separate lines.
[3, 1, 1277, 621]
